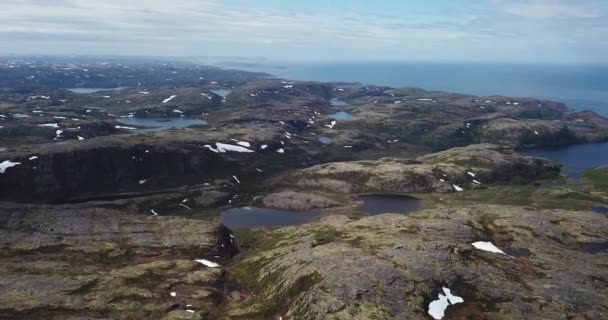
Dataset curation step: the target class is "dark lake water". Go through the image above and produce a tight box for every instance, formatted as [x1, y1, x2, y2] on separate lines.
[581, 242, 608, 253]
[219, 207, 321, 228]
[593, 206, 608, 214]
[116, 117, 207, 131]
[359, 194, 425, 215]
[503, 248, 531, 258]
[524, 142, 608, 177]
[329, 111, 354, 120]
[210, 89, 232, 97]
[68, 87, 127, 94]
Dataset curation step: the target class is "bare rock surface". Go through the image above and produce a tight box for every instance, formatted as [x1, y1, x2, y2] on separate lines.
[231, 205, 608, 319]
[262, 191, 340, 211]
[291, 144, 561, 194]
[0, 208, 236, 320]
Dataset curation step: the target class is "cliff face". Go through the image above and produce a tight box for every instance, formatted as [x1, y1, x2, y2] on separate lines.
[0, 142, 246, 203]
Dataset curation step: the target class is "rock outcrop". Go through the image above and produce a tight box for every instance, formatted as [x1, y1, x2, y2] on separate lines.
[0, 207, 236, 320]
[231, 205, 608, 319]
[291, 144, 561, 194]
[262, 190, 340, 211]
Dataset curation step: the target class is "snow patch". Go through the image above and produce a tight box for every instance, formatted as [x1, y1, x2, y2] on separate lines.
[428, 287, 464, 320]
[0, 160, 21, 173]
[162, 95, 177, 103]
[195, 259, 220, 268]
[472, 241, 508, 255]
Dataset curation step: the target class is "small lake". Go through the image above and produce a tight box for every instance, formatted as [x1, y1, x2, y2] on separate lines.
[524, 141, 608, 177]
[359, 194, 425, 215]
[116, 117, 207, 131]
[318, 136, 333, 145]
[581, 242, 608, 253]
[219, 207, 321, 228]
[210, 89, 232, 97]
[329, 111, 354, 120]
[68, 87, 127, 94]
[593, 206, 608, 214]
[329, 98, 349, 107]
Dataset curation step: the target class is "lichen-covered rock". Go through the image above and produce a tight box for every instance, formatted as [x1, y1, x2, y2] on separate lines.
[291, 144, 560, 194]
[262, 191, 340, 211]
[0, 207, 236, 320]
[231, 205, 608, 319]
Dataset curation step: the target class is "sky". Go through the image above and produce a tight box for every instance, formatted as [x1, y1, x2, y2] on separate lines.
[1, 0, 607, 64]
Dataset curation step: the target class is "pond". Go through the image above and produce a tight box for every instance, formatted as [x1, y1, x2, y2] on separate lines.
[116, 117, 207, 131]
[219, 207, 321, 229]
[593, 206, 608, 214]
[359, 194, 426, 215]
[524, 141, 608, 177]
[581, 242, 608, 253]
[318, 136, 333, 145]
[329, 111, 354, 120]
[329, 98, 349, 107]
[210, 89, 232, 97]
[68, 87, 127, 94]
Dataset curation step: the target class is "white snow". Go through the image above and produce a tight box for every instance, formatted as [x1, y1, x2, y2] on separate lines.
[28, 156, 38, 160]
[195, 259, 220, 268]
[186, 310, 195, 313]
[162, 95, 177, 103]
[472, 241, 508, 255]
[276, 148, 285, 153]
[78, 136, 85, 141]
[115, 125, 137, 130]
[38, 123, 59, 128]
[139, 179, 147, 185]
[473, 180, 482, 185]
[453, 184, 464, 192]
[178, 203, 192, 210]
[170, 292, 176, 297]
[325, 121, 337, 129]
[417, 98, 433, 101]
[237, 141, 251, 147]
[173, 109, 183, 114]
[534, 130, 540, 135]
[150, 209, 159, 216]
[428, 287, 464, 320]
[203, 142, 254, 153]
[467, 172, 476, 178]
[0, 160, 21, 173]
[233, 175, 241, 184]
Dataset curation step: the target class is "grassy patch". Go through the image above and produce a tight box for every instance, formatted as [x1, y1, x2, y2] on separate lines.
[312, 226, 343, 247]
[584, 167, 608, 192]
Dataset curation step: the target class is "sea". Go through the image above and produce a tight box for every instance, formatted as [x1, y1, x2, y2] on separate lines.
[237, 61, 608, 116]
[231, 61, 608, 176]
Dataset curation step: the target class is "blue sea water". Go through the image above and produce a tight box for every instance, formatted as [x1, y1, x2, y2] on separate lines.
[252, 62, 608, 116]
[524, 142, 608, 178]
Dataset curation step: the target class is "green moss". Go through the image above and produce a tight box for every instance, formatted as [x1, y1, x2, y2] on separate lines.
[312, 227, 343, 247]
[584, 167, 608, 192]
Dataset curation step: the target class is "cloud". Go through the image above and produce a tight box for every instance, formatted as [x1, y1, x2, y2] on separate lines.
[0, 0, 606, 63]
[490, 0, 604, 19]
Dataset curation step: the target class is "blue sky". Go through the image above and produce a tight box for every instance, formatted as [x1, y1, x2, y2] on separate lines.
[1, 0, 607, 63]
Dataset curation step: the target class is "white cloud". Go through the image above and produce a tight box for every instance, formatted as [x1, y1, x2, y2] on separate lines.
[490, 0, 603, 19]
[0, 0, 606, 63]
